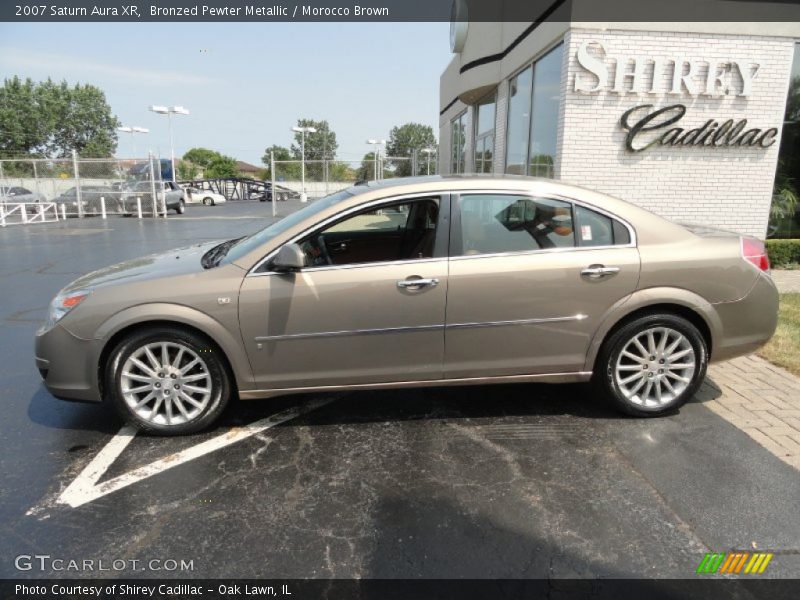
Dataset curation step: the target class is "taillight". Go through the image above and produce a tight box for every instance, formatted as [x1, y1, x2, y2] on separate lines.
[741, 237, 770, 272]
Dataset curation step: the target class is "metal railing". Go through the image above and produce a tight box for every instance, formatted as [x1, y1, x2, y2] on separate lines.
[0, 153, 166, 219]
[0, 202, 60, 227]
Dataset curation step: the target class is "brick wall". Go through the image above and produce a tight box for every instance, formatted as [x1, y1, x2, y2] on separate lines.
[559, 28, 795, 238]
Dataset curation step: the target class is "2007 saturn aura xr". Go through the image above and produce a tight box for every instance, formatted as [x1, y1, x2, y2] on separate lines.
[35, 176, 779, 435]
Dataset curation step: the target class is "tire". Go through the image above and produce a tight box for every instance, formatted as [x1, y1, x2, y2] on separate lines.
[203, 197, 215, 206]
[106, 326, 231, 435]
[175, 199, 186, 215]
[594, 313, 707, 417]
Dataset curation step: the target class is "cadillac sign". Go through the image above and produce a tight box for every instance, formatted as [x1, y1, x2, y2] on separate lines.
[574, 40, 779, 152]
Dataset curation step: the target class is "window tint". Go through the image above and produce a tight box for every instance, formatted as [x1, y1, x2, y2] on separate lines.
[458, 195, 574, 255]
[298, 198, 440, 268]
[575, 205, 631, 246]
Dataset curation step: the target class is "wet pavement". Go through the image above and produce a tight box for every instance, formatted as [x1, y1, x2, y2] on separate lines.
[1, 202, 799, 579]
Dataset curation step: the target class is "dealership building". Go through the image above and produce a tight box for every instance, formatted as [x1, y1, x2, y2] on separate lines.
[439, 19, 800, 238]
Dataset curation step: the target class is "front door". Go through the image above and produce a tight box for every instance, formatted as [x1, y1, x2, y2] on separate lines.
[444, 193, 640, 378]
[238, 195, 450, 390]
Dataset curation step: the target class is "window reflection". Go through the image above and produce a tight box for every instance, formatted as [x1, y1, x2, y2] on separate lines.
[474, 91, 496, 174]
[504, 43, 563, 178]
[771, 43, 800, 239]
[451, 112, 467, 174]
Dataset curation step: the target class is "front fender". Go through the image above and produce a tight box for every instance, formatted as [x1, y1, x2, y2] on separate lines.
[583, 287, 721, 372]
[87, 302, 255, 392]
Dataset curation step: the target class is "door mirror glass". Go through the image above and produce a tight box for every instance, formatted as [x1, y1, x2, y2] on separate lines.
[272, 243, 306, 271]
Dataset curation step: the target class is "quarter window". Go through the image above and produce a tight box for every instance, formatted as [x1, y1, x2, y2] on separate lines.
[458, 194, 574, 256]
[297, 197, 441, 268]
[574, 205, 631, 246]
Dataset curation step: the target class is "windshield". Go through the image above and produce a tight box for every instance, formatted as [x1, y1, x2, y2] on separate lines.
[223, 188, 354, 264]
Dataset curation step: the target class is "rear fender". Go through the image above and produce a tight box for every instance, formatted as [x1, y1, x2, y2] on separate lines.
[583, 287, 721, 372]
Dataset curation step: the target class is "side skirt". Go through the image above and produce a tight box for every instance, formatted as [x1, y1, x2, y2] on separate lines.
[238, 371, 593, 400]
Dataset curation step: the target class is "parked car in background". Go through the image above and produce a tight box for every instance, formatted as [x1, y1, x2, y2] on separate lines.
[53, 186, 116, 215]
[184, 187, 226, 206]
[35, 176, 778, 435]
[251, 183, 299, 202]
[122, 181, 185, 215]
[0, 185, 47, 203]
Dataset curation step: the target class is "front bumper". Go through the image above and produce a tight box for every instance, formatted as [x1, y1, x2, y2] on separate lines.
[35, 324, 103, 402]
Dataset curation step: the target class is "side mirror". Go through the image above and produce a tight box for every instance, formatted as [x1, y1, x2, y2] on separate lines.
[272, 243, 306, 272]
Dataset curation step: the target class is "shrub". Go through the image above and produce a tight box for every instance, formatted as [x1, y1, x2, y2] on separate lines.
[766, 239, 800, 269]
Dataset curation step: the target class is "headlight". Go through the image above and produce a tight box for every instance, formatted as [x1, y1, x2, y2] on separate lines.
[44, 289, 92, 330]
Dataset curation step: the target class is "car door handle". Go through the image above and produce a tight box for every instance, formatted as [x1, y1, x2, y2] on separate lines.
[581, 265, 620, 279]
[397, 277, 439, 289]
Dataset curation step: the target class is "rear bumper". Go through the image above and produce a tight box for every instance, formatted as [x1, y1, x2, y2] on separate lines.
[710, 272, 779, 362]
[35, 324, 103, 403]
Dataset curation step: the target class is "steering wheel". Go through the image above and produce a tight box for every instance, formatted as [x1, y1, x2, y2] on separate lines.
[317, 234, 333, 266]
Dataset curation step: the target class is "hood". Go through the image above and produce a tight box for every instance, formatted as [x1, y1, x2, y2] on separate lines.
[63, 240, 225, 292]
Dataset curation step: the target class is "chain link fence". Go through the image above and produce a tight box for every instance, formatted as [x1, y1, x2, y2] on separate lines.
[0, 154, 166, 221]
[269, 152, 438, 202]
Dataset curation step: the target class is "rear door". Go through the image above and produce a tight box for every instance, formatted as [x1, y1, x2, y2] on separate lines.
[444, 192, 640, 378]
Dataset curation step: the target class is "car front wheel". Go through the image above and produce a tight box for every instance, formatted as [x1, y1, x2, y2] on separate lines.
[106, 327, 231, 435]
[595, 314, 707, 417]
[175, 199, 186, 214]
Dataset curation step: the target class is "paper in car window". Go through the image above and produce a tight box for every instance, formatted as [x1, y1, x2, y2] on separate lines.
[581, 225, 592, 241]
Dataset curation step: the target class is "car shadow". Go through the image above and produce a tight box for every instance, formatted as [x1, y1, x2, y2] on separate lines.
[28, 376, 725, 436]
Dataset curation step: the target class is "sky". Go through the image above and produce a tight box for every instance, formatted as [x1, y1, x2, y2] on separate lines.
[0, 22, 451, 164]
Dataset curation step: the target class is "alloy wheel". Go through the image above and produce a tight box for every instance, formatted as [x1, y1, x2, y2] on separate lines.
[120, 341, 212, 426]
[614, 327, 696, 407]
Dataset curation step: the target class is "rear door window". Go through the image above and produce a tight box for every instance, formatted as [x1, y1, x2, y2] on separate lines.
[457, 194, 575, 255]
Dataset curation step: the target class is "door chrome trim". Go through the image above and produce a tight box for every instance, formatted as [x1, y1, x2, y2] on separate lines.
[446, 314, 587, 330]
[255, 323, 445, 342]
[254, 314, 587, 342]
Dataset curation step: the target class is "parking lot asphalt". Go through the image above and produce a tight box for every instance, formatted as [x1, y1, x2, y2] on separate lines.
[1, 201, 799, 579]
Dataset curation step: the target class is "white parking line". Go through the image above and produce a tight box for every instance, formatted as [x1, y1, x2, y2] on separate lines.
[55, 399, 332, 508]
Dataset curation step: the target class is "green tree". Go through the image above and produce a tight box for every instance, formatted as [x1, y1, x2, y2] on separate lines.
[0, 76, 118, 158]
[177, 160, 199, 180]
[261, 144, 301, 180]
[204, 154, 239, 179]
[355, 152, 376, 181]
[291, 119, 338, 180]
[182, 147, 221, 168]
[386, 122, 437, 177]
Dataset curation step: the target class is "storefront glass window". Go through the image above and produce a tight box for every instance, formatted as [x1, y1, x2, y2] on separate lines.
[451, 112, 467, 174]
[528, 44, 563, 178]
[505, 66, 532, 175]
[771, 43, 800, 239]
[474, 91, 496, 173]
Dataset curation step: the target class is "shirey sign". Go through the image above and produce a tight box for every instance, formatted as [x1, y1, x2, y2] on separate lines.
[573, 41, 779, 152]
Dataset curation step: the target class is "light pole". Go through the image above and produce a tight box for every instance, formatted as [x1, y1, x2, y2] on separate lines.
[421, 147, 435, 175]
[367, 139, 386, 180]
[292, 125, 317, 203]
[150, 105, 189, 182]
[118, 126, 149, 158]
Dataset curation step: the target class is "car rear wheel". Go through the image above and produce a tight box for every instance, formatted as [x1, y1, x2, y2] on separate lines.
[106, 327, 231, 435]
[175, 199, 185, 214]
[595, 313, 707, 416]
[203, 197, 215, 206]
